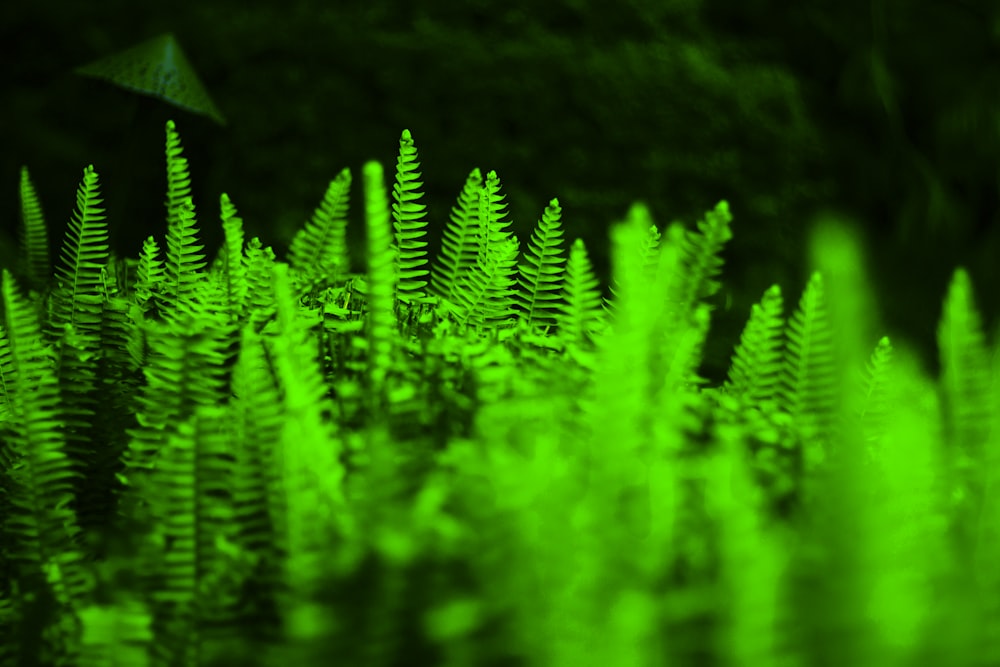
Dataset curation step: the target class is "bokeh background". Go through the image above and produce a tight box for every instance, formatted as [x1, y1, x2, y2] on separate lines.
[3, 0, 999, 383]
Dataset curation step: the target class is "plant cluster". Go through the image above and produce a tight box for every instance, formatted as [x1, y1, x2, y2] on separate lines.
[1, 121, 998, 666]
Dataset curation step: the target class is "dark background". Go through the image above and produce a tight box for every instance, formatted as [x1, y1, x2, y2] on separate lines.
[3, 0, 999, 383]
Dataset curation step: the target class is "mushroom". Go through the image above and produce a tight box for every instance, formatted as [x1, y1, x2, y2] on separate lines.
[75, 32, 225, 126]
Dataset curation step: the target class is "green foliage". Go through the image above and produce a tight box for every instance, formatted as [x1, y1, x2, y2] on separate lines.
[391, 129, 430, 304]
[2, 120, 999, 667]
[17, 166, 50, 295]
[288, 168, 352, 288]
[515, 197, 567, 331]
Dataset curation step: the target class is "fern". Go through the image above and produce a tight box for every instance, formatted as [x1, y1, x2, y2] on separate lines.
[429, 168, 483, 304]
[17, 166, 51, 295]
[777, 271, 837, 470]
[215, 192, 249, 321]
[164, 120, 194, 232]
[288, 168, 352, 287]
[555, 238, 604, 352]
[1, 269, 91, 664]
[937, 266, 992, 550]
[163, 198, 208, 318]
[444, 173, 520, 328]
[391, 129, 430, 304]
[857, 335, 895, 465]
[363, 160, 398, 391]
[514, 197, 567, 331]
[722, 284, 785, 407]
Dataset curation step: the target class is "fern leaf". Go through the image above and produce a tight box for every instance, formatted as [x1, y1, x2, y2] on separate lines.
[857, 335, 895, 464]
[121, 302, 233, 490]
[676, 200, 733, 308]
[430, 168, 483, 303]
[603, 204, 660, 318]
[777, 271, 837, 466]
[164, 120, 194, 231]
[452, 235, 519, 329]
[45, 165, 112, 538]
[217, 193, 249, 319]
[555, 238, 605, 349]
[515, 197, 567, 331]
[163, 197, 208, 318]
[937, 267, 992, 531]
[392, 130, 430, 303]
[363, 160, 398, 389]
[723, 284, 785, 406]
[1, 269, 83, 581]
[267, 263, 353, 589]
[476, 170, 514, 259]
[17, 166, 51, 294]
[288, 168, 351, 284]
[49, 164, 110, 337]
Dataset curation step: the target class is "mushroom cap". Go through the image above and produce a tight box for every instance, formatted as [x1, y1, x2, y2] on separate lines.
[75, 32, 226, 126]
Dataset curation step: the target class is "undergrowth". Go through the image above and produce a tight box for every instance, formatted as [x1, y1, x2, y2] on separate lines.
[1, 121, 998, 667]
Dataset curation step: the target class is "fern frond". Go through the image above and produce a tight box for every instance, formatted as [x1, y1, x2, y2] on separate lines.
[857, 335, 894, 464]
[937, 267, 992, 537]
[49, 164, 109, 337]
[216, 193, 249, 320]
[515, 198, 567, 331]
[723, 284, 785, 406]
[363, 160, 398, 389]
[1, 269, 83, 582]
[121, 302, 234, 487]
[429, 168, 483, 303]
[392, 130, 430, 303]
[675, 200, 733, 308]
[603, 203, 660, 318]
[164, 120, 194, 231]
[45, 165, 112, 540]
[17, 166, 51, 294]
[451, 235, 520, 329]
[555, 238, 605, 350]
[476, 170, 514, 258]
[288, 168, 351, 285]
[937, 267, 992, 453]
[163, 197, 208, 319]
[267, 263, 352, 596]
[777, 271, 837, 466]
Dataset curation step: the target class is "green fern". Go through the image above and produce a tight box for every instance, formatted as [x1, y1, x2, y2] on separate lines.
[1, 269, 92, 667]
[554, 238, 604, 353]
[288, 167, 352, 287]
[391, 130, 430, 304]
[514, 197, 567, 331]
[164, 120, 194, 231]
[937, 267, 992, 549]
[857, 335, 895, 465]
[163, 198, 208, 318]
[722, 284, 785, 407]
[777, 271, 837, 470]
[45, 164, 112, 538]
[214, 192, 249, 321]
[445, 172, 520, 328]
[17, 166, 51, 295]
[429, 168, 483, 304]
[363, 160, 398, 390]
